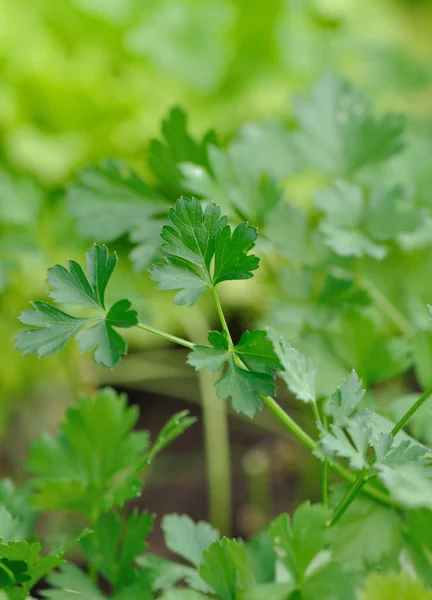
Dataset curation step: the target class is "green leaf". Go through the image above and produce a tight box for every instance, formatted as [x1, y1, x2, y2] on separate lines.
[315, 180, 387, 259]
[136, 554, 209, 594]
[160, 591, 208, 600]
[143, 410, 197, 465]
[293, 73, 404, 175]
[215, 356, 275, 418]
[246, 531, 276, 585]
[15, 244, 138, 367]
[0, 479, 38, 539]
[269, 332, 316, 403]
[318, 420, 370, 469]
[213, 222, 259, 285]
[180, 143, 282, 226]
[81, 509, 154, 589]
[328, 490, 402, 570]
[329, 370, 365, 426]
[27, 388, 149, 517]
[248, 583, 295, 600]
[148, 106, 218, 199]
[0, 540, 63, 592]
[151, 197, 259, 306]
[187, 331, 230, 372]
[41, 563, 104, 599]
[234, 330, 282, 375]
[376, 464, 432, 510]
[269, 502, 329, 581]
[67, 159, 164, 243]
[162, 514, 219, 568]
[0, 508, 24, 543]
[359, 571, 432, 600]
[301, 563, 358, 600]
[188, 330, 279, 417]
[15, 302, 91, 358]
[200, 538, 255, 600]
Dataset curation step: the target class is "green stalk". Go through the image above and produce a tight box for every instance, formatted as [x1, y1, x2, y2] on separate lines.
[322, 460, 329, 507]
[180, 309, 232, 536]
[329, 387, 432, 525]
[136, 322, 194, 349]
[211, 288, 233, 345]
[259, 394, 395, 507]
[133, 319, 397, 510]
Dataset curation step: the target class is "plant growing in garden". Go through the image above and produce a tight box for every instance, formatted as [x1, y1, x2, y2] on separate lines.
[8, 194, 432, 598]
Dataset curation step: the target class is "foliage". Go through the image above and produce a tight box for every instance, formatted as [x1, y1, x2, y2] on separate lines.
[12, 189, 432, 596]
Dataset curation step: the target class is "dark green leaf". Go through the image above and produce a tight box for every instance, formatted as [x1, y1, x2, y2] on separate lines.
[15, 245, 138, 367]
[151, 197, 259, 306]
[215, 356, 274, 418]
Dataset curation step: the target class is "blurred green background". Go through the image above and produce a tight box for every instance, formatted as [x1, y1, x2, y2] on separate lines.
[1, 0, 432, 537]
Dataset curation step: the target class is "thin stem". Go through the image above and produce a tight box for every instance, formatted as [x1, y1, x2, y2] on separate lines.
[259, 394, 396, 508]
[136, 322, 194, 349]
[259, 394, 315, 451]
[181, 309, 232, 536]
[322, 460, 329, 507]
[211, 288, 233, 346]
[329, 468, 368, 525]
[329, 387, 432, 525]
[311, 401, 322, 427]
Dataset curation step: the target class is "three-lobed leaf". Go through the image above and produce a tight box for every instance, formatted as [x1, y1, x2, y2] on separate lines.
[151, 197, 259, 306]
[188, 329, 280, 417]
[15, 244, 138, 367]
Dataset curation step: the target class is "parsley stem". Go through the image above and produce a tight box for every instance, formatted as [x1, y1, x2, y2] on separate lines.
[259, 394, 396, 508]
[136, 322, 194, 349]
[211, 288, 234, 346]
[329, 386, 432, 525]
[322, 460, 329, 507]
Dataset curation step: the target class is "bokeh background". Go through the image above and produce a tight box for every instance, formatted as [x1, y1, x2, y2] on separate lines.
[1, 0, 432, 545]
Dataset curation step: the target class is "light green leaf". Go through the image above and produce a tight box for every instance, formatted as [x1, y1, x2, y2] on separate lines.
[41, 564, 104, 599]
[162, 514, 219, 568]
[293, 73, 404, 174]
[27, 388, 149, 517]
[269, 502, 329, 581]
[376, 464, 432, 510]
[319, 420, 370, 470]
[328, 491, 402, 570]
[329, 370, 365, 426]
[359, 571, 432, 600]
[269, 332, 316, 403]
[200, 538, 255, 600]
[67, 159, 164, 242]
